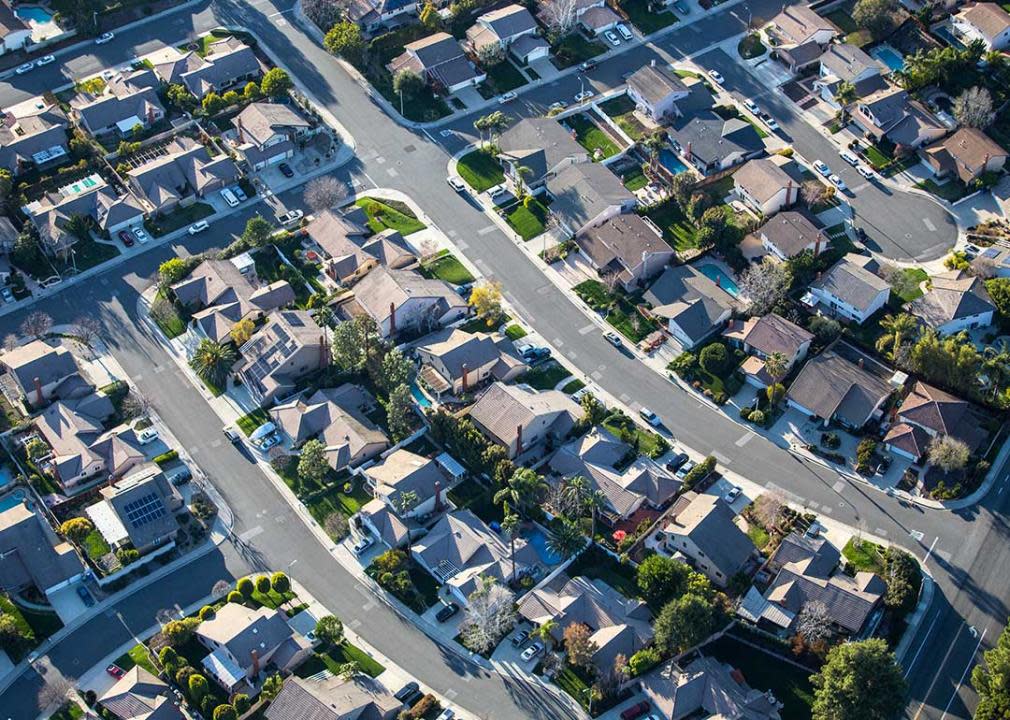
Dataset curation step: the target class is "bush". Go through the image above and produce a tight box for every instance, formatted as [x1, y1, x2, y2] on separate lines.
[682, 456, 716, 489]
[153, 450, 179, 466]
[820, 432, 841, 449]
[739, 406, 752, 420]
[227, 591, 243, 603]
[401, 694, 440, 719]
[628, 646, 662, 677]
[699, 343, 729, 375]
[856, 438, 877, 471]
[669, 352, 697, 377]
[237, 577, 254, 597]
[749, 410, 766, 426]
[256, 575, 271, 594]
[116, 547, 140, 565]
[199, 605, 216, 620]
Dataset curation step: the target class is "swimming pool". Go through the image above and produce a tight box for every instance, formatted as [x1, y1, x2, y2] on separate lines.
[698, 264, 740, 297]
[523, 526, 564, 566]
[658, 149, 688, 175]
[0, 488, 27, 514]
[15, 6, 55, 24]
[872, 45, 905, 73]
[410, 382, 432, 408]
[0, 465, 13, 489]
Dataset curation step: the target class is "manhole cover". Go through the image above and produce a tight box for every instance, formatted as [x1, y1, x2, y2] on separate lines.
[403, 144, 417, 153]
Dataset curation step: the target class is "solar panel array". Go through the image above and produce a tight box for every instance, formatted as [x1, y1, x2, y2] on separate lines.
[243, 323, 301, 393]
[123, 492, 166, 528]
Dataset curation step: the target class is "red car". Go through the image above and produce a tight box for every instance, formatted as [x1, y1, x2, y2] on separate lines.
[106, 664, 125, 679]
[118, 230, 134, 247]
[620, 702, 650, 720]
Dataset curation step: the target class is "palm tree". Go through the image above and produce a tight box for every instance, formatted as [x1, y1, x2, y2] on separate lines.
[190, 339, 236, 389]
[642, 131, 665, 174]
[534, 618, 558, 652]
[487, 111, 511, 148]
[875, 313, 919, 360]
[513, 164, 534, 202]
[583, 490, 607, 541]
[563, 475, 589, 517]
[501, 508, 521, 582]
[764, 351, 789, 381]
[493, 467, 548, 519]
[834, 81, 856, 124]
[983, 341, 1010, 400]
[473, 114, 491, 149]
[547, 518, 586, 560]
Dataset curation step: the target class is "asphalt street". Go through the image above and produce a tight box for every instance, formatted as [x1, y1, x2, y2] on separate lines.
[0, 0, 994, 717]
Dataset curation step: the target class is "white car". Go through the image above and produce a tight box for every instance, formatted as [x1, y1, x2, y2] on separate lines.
[447, 176, 466, 192]
[708, 69, 725, 85]
[813, 160, 831, 177]
[574, 90, 595, 103]
[604, 331, 622, 347]
[604, 30, 621, 46]
[857, 165, 876, 180]
[488, 184, 508, 200]
[723, 486, 742, 504]
[548, 101, 568, 113]
[840, 150, 859, 166]
[351, 535, 374, 556]
[188, 220, 209, 235]
[760, 112, 779, 131]
[101, 69, 116, 81]
[829, 174, 847, 191]
[37, 55, 55, 66]
[639, 407, 661, 427]
[95, 32, 115, 44]
[743, 98, 759, 113]
[521, 642, 544, 662]
[135, 427, 159, 445]
[498, 91, 517, 104]
[14, 62, 33, 75]
[435, 710, 454, 720]
[133, 227, 150, 244]
[617, 23, 633, 41]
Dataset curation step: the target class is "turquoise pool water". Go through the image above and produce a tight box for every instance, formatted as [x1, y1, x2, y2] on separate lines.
[410, 382, 432, 408]
[699, 264, 739, 297]
[873, 45, 905, 72]
[658, 149, 688, 175]
[0, 488, 27, 514]
[16, 6, 54, 23]
[524, 526, 564, 566]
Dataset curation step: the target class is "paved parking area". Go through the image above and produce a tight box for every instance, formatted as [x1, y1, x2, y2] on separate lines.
[47, 584, 91, 625]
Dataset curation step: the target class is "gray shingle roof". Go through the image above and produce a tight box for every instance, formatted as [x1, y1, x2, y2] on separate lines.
[627, 65, 688, 107]
[811, 253, 889, 311]
[786, 349, 893, 427]
[546, 163, 634, 232]
[498, 117, 585, 182]
[266, 674, 401, 720]
[644, 265, 736, 345]
[669, 111, 764, 167]
[0, 500, 83, 594]
[755, 210, 824, 258]
[664, 492, 754, 577]
[909, 269, 995, 327]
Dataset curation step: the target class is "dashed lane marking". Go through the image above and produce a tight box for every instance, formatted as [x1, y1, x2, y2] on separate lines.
[712, 451, 731, 465]
[455, 240, 468, 250]
[735, 433, 753, 447]
[553, 337, 564, 347]
[619, 393, 630, 403]
[832, 481, 845, 493]
[478, 225, 497, 235]
[349, 618, 362, 629]
[387, 167, 398, 177]
[579, 323, 596, 335]
[211, 438, 222, 448]
[591, 370, 603, 380]
[923, 218, 936, 231]
[875, 527, 888, 537]
[239, 526, 263, 542]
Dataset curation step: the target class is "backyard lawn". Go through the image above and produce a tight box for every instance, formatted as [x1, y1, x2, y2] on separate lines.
[890, 267, 928, 303]
[551, 34, 606, 68]
[505, 200, 550, 241]
[83, 529, 111, 561]
[456, 149, 504, 192]
[145, 203, 214, 237]
[600, 95, 650, 141]
[522, 361, 572, 390]
[642, 200, 698, 251]
[355, 198, 426, 235]
[421, 251, 474, 285]
[567, 545, 639, 599]
[620, 163, 648, 191]
[48, 703, 84, 720]
[565, 113, 621, 159]
[236, 407, 271, 436]
[619, 0, 678, 33]
[484, 60, 528, 94]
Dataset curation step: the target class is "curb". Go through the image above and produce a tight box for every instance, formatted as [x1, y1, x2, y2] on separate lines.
[896, 566, 936, 664]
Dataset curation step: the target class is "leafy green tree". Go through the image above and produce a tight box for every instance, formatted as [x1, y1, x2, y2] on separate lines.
[636, 554, 691, 608]
[811, 639, 906, 720]
[188, 673, 210, 703]
[908, 329, 982, 397]
[243, 81, 262, 101]
[213, 705, 237, 720]
[158, 257, 189, 285]
[60, 517, 94, 543]
[392, 69, 425, 100]
[298, 439, 330, 487]
[974, 617, 1010, 719]
[331, 316, 378, 371]
[237, 577, 255, 598]
[654, 593, 717, 656]
[494, 467, 548, 519]
[323, 21, 365, 63]
[190, 339, 236, 389]
[222, 90, 240, 106]
[241, 215, 274, 248]
[261, 68, 293, 98]
[699, 343, 729, 375]
[163, 617, 201, 647]
[232, 695, 251, 714]
[852, 0, 897, 37]
[386, 384, 415, 442]
[579, 392, 606, 427]
[255, 575, 271, 594]
[261, 673, 284, 700]
[0, 614, 33, 655]
[395, 489, 420, 515]
[376, 348, 412, 394]
[315, 615, 344, 647]
[166, 83, 197, 111]
[202, 92, 225, 115]
[271, 571, 291, 595]
[875, 313, 919, 361]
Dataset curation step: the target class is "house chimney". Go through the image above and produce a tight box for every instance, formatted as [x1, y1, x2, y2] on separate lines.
[434, 480, 443, 512]
[250, 648, 260, 676]
[650, 59, 656, 67]
[515, 424, 523, 455]
[461, 363, 469, 392]
[389, 302, 396, 336]
[786, 179, 794, 204]
[146, 104, 154, 126]
[34, 377, 43, 406]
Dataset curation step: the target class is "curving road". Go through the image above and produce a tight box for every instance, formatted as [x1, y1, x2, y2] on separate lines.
[0, 0, 992, 718]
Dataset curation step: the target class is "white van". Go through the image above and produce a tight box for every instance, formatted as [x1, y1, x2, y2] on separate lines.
[617, 23, 633, 41]
[221, 188, 240, 208]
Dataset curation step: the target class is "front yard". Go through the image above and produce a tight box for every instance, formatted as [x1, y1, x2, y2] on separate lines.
[573, 279, 658, 342]
[522, 360, 572, 390]
[145, 203, 215, 237]
[482, 60, 528, 95]
[355, 197, 426, 235]
[304, 480, 371, 525]
[420, 251, 474, 285]
[565, 113, 622, 159]
[236, 407, 271, 435]
[550, 34, 606, 68]
[505, 199, 550, 241]
[619, 0, 679, 33]
[294, 641, 385, 679]
[915, 178, 971, 203]
[456, 149, 505, 192]
[889, 267, 928, 303]
[601, 409, 669, 459]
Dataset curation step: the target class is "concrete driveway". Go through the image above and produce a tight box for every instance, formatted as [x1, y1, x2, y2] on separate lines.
[47, 584, 91, 625]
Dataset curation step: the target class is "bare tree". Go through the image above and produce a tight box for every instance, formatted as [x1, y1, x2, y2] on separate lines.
[476, 42, 505, 67]
[120, 391, 151, 420]
[796, 600, 832, 642]
[928, 435, 970, 473]
[971, 253, 998, 279]
[302, 0, 343, 30]
[303, 176, 348, 213]
[751, 492, 784, 529]
[954, 86, 995, 129]
[212, 580, 232, 599]
[460, 577, 516, 655]
[542, 0, 580, 37]
[801, 180, 831, 209]
[739, 259, 792, 316]
[20, 311, 52, 339]
[3, 333, 18, 351]
[72, 315, 101, 346]
[601, 269, 622, 293]
[36, 672, 75, 713]
[324, 512, 350, 540]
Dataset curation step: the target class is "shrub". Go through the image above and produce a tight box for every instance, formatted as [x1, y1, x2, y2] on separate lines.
[699, 343, 729, 375]
[668, 352, 697, 377]
[175, 665, 196, 687]
[820, 432, 841, 449]
[153, 449, 179, 466]
[256, 575, 271, 594]
[402, 694, 440, 719]
[739, 406, 752, 420]
[270, 571, 291, 594]
[199, 605, 216, 620]
[116, 547, 140, 565]
[682, 456, 716, 489]
[237, 577, 254, 597]
[628, 646, 662, 677]
[749, 410, 765, 426]
[227, 590, 243, 603]
[856, 438, 877, 470]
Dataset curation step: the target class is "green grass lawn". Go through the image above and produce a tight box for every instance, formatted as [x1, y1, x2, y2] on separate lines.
[145, 202, 214, 237]
[573, 279, 613, 309]
[738, 33, 767, 59]
[355, 198, 426, 235]
[505, 323, 527, 340]
[916, 178, 970, 202]
[421, 252, 474, 285]
[563, 378, 585, 394]
[457, 149, 505, 192]
[522, 361, 572, 390]
[890, 267, 928, 303]
[236, 407, 271, 436]
[48, 702, 84, 720]
[864, 144, 891, 169]
[620, 0, 678, 33]
[556, 665, 593, 709]
[600, 94, 650, 141]
[606, 299, 657, 342]
[505, 200, 549, 241]
[296, 641, 385, 678]
[621, 163, 649, 191]
[643, 200, 698, 251]
[83, 529, 110, 560]
[567, 545, 639, 599]
[151, 290, 186, 339]
[304, 481, 372, 524]
[702, 635, 815, 720]
[18, 604, 63, 641]
[114, 643, 159, 676]
[484, 60, 528, 94]
[843, 537, 886, 574]
[565, 113, 621, 159]
[250, 587, 298, 610]
[602, 411, 669, 459]
[747, 524, 771, 550]
[551, 34, 606, 68]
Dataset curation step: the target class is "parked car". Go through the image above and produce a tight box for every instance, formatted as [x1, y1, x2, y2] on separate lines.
[604, 330, 622, 347]
[188, 220, 210, 234]
[521, 345, 551, 363]
[220, 188, 240, 208]
[435, 710, 454, 720]
[14, 62, 33, 75]
[447, 176, 466, 193]
[511, 629, 530, 646]
[673, 0, 689, 12]
[857, 165, 876, 180]
[621, 701, 651, 720]
[394, 682, 421, 704]
[840, 150, 859, 166]
[106, 664, 125, 679]
[813, 160, 831, 177]
[455, 282, 474, 297]
[435, 602, 460, 622]
[743, 99, 759, 113]
[168, 468, 192, 486]
[575, 90, 595, 103]
[278, 162, 294, 178]
[223, 426, 241, 443]
[351, 534, 374, 556]
[579, 59, 597, 71]
[95, 32, 115, 44]
[277, 209, 304, 226]
[675, 460, 696, 480]
[135, 426, 159, 445]
[133, 227, 150, 244]
[829, 174, 847, 191]
[723, 485, 742, 503]
[639, 407, 661, 427]
[231, 185, 248, 202]
[1, 287, 14, 304]
[37, 55, 55, 66]
[665, 453, 689, 472]
[759, 112, 778, 131]
[617, 23, 633, 41]
[498, 91, 517, 104]
[548, 101, 568, 113]
[77, 585, 94, 607]
[965, 243, 981, 258]
[488, 184, 508, 201]
[708, 69, 725, 85]
[118, 230, 134, 247]
[520, 641, 544, 661]
[604, 30, 621, 46]
[101, 69, 116, 81]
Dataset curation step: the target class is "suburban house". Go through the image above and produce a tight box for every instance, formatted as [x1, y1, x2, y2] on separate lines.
[722, 313, 814, 388]
[270, 385, 389, 470]
[661, 491, 755, 586]
[509, 33, 551, 65]
[359, 497, 412, 549]
[0, 95, 70, 176]
[99, 666, 185, 720]
[364, 448, 462, 519]
[751, 210, 827, 261]
[766, 4, 838, 73]
[497, 117, 588, 190]
[465, 4, 540, 56]
[853, 86, 946, 150]
[387, 32, 485, 94]
[549, 427, 681, 522]
[195, 603, 313, 694]
[306, 206, 417, 285]
[231, 101, 317, 170]
[336, 0, 417, 34]
[23, 174, 146, 256]
[644, 264, 737, 349]
[739, 532, 885, 636]
[344, 266, 467, 338]
[85, 464, 183, 555]
[884, 381, 988, 462]
[806, 253, 890, 324]
[578, 2, 622, 35]
[0, 4, 31, 54]
[575, 213, 674, 291]
[0, 496, 84, 598]
[641, 657, 783, 720]
[545, 163, 637, 237]
[467, 381, 580, 459]
[813, 43, 886, 107]
[411, 508, 540, 604]
[126, 136, 240, 214]
[518, 574, 653, 671]
[953, 2, 1010, 50]
[171, 258, 295, 343]
[236, 310, 328, 405]
[35, 394, 147, 489]
[265, 674, 401, 720]
[414, 328, 527, 397]
[626, 64, 690, 121]
[908, 269, 995, 335]
[151, 37, 260, 99]
[69, 69, 166, 137]
[922, 127, 1008, 184]
[786, 346, 898, 429]
[733, 157, 801, 217]
[668, 111, 765, 175]
[0, 339, 81, 409]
